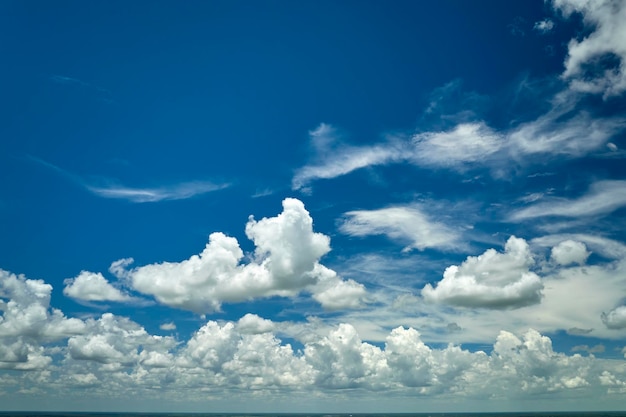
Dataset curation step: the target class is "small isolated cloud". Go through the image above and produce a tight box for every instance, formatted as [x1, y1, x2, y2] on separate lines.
[159, 322, 176, 331]
[510, 180, 626, 221]
[567, 327, 593, 335]
[340, 204, 464, 252]
[63, 271, 131, 302]
[572, 344, 605, 354]
[422, 236, 543, 309]
[551, 240, 591, 266]
[601, 306, 626, 329]
[534, 19, 555, 33]
[554, 0, 626, 97]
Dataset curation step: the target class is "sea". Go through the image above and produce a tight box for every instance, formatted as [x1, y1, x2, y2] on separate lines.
[1, 413, 625, 417]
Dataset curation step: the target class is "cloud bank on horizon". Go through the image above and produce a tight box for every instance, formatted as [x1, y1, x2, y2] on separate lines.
[1, 0, 626, 412]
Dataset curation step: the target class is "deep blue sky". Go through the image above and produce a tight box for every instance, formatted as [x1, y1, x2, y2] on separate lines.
[1, 0, 626, 412]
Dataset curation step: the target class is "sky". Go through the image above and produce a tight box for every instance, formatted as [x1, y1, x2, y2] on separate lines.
[1, 0, 626, 413]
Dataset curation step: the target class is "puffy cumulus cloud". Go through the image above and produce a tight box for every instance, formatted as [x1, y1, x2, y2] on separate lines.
[311, 277, 367, 311]
[125, 198, 361, 313]
[340, 204, 463, 252]
[159, 322, 176, 331]
[422, 237, 544, 309]
[2, 310, 625, 403]
[532, 233, 626, 260]
[304, 323, 389, 389]
[178, 319, 314, 388]
[510, 180, 626, 221]
[67, 313, 176, 366]
[384, 327, 433, 387]
[490, 329, 592, 393]
[63, 271, 131, 302]
[551, 240, 591, 265]
[601, 306, 626, 329]
[306, 263, 367, 311]
[554, 0, 626, 97]
[0, 269, 84, 370]
[237, 314, 275, 334]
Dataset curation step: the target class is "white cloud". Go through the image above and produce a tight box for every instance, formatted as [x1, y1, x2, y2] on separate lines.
[310, 264, 367, 311]
[601, 306, 626, 329]
[554, 0, 626, 97]
[159, 322, 176, 331]
[422, 236, 544, 309]
[510, 180, 626, 221]
[410, 122, 503, 169]
[532, 233, 626, 260]
[534, 19, 555, 33]
[551, 240, 590, 265]
[293, 104, 624, 188]
[507, 103, 624, 158]
[237, 314, 275, 334]
[67, 313, 175, 365]
[87, 180, 229, 203]
[340, 204, 464, 251]
[292, 123, 406, 190]
[63, 271, 131, 302]
[126, 198, 362, 313]
[0, 270, 85, 370]
[27, 156, 229, 203]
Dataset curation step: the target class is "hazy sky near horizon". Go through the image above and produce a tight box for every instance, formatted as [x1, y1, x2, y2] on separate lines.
[2, 0, 626, 412]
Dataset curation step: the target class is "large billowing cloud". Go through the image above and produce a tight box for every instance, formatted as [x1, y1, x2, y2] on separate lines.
[108, 198, 366, 313]
[421, 236, 544, 309]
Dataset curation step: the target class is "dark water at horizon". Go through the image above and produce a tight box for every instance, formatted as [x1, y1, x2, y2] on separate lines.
[1, 413, 625, 417]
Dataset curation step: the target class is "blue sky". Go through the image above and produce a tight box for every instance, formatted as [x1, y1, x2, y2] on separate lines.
[1, 0, 626, 412]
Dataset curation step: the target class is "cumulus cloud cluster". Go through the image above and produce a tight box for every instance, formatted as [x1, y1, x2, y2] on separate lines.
[63, 198, 366, 312]
[1, 271, 622, 405]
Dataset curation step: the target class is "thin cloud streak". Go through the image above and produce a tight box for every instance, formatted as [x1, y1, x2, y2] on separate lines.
[510, 180, 626, 221]
[27, 156, 229, 203]
[87, 181, 229, 203]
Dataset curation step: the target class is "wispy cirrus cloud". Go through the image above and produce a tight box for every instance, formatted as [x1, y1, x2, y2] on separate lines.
[292, 124, 406, 191]
[27, 155, 229, 203]
[50, 74, 113, 102]
[510, 180, 626, 221]
[291, 1, 626, 191]
[87, 181, 228, 203]
[339, 203, 467, 252]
